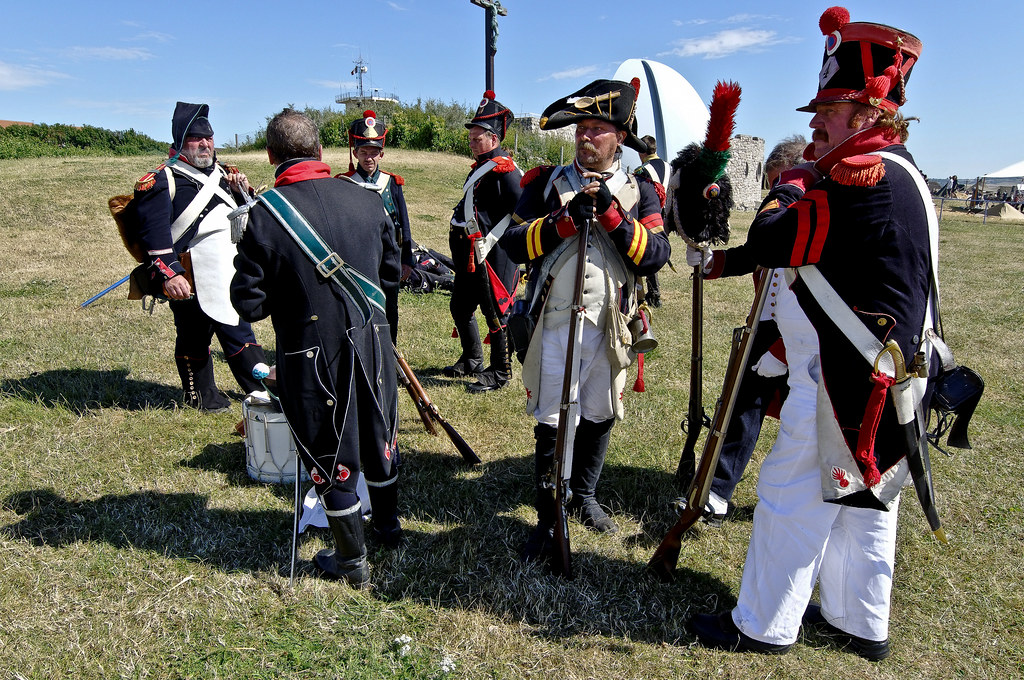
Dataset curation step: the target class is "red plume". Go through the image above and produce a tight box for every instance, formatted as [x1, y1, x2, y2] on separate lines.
[630, 77, 641, 99]
[703, 81, 741, 153]
[819, 6, 850, 35]
[363, 110, 376, 118]
[483, 90, 496, 100]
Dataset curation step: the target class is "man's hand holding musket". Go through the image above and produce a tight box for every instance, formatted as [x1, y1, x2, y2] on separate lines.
[499, 78, 670, 574]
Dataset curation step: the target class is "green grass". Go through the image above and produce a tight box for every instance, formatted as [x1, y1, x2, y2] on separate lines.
[1, 151, 1022, 679]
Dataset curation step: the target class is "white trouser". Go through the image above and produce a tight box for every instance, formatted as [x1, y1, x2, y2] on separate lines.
[534, 319, 614, 426]
[732, 282, 899, 645]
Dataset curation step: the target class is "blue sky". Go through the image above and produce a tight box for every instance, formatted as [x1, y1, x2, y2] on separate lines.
[1, 1, 1018, 178]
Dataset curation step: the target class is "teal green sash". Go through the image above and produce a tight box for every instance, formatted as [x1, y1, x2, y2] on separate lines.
[258, 189, 386, 326]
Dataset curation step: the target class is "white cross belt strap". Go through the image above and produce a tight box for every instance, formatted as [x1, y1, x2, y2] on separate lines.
[169, 160, 238, 243]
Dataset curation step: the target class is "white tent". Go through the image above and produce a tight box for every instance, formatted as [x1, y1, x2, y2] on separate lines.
[978, 160, 1024, 196]
[985, 159, 1024, 178]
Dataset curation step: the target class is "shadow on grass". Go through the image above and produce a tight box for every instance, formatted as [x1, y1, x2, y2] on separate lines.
[3, 439, 734, 646]
[2, 488, 294, 573]
[1, 368, 179, 412]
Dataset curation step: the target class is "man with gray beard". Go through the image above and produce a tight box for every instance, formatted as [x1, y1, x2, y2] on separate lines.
[133, 102, 266, 411]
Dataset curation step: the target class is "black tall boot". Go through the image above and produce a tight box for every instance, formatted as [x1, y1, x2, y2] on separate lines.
[175, 355, 230, 413]
[568, 418, 618, 533]
[315, 506, 370, 588]
[468, 325, 511, 393]
[367, 477, 403, 549]
[521, 423, 558, 562]
[226, 343, 267, 395]
[443, 316, 484, 378]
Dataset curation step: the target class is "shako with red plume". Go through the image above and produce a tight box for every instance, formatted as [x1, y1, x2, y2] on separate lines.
[798, 5, 922, 113]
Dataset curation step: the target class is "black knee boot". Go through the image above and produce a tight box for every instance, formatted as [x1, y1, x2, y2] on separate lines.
[315, 506, 370, 588]
[175, 355, 230, 412]
[568, 418, 618, 534]
[226, 343, 267, 395]
[443, 316, 484, 378]
[367, 477, 403, 549]
[522, 423, 558, 562]
[468, 325, 511, 393]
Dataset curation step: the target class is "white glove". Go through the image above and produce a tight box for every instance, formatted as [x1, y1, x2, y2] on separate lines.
[685, 244, 713, 270]
[752, 351, 788, 378]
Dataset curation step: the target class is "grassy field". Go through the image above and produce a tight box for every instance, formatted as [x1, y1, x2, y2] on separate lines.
[1, 149, 1021, 679]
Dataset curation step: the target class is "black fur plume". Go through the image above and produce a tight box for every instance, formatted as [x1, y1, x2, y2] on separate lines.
[666, 142, 734, 246]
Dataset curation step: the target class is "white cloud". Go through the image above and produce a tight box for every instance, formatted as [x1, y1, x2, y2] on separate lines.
[724, 13, 778, 23]
[63, 46, 155, 61]
[538, 65, 599, 82]
[126, 31, 174, 44]
[660, 28, 797, 59]
[387, 2, 408, 10]
[0, 61, 69, 90]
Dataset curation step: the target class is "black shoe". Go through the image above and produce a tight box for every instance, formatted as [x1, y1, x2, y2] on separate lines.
[802, 603, 891, 661]
[520, 523, 553, 563]
[442, 360, 482, 379]
[669, 497, 727, 527]
[645, 292, 662, 308]
[688, 611, 792, 655]
[371, 526, 406, 550]
[569, 498, 619, 534]
[701, 502, 728, 528]
[466, 369, 507, 393]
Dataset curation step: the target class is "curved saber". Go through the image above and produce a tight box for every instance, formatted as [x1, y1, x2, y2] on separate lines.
[878, 341, 947, 543]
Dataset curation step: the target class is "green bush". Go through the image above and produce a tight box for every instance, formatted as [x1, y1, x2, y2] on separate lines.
[0, 123, 165, 159]
[238, 99, 574, 167]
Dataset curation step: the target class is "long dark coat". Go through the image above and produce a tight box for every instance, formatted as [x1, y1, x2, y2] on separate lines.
[231, 160, 401, 492]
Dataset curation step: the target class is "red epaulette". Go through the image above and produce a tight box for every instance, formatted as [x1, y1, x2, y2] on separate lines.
[654, 180, 666, 208]
[135, 165, 163, 192]
[831, 155, 886, 187]
[337, 170, 356, 178]
[493, 156, 516, 173]
[383, 170, 404, 185]
[521, 165, 553, 189]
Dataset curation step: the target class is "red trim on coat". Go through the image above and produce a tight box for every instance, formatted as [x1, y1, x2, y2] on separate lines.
[274, 161, 333, 187]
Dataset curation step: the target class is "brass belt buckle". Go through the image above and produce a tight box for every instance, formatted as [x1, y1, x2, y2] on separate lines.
[316, 252, 344, 278]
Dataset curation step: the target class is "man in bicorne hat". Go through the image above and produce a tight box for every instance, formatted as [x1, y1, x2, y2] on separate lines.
[445, 91, 523, 393]
[500, 79, 670, 551]
[133, 102, 266, 411]
[688, 7, 934, 661]
[339, 111, 414, 344]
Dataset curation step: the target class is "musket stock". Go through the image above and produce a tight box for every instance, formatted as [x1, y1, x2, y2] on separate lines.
[393, 347, 481, 464]
[649, 269, 771, 581]
[395, 350, 438, 435]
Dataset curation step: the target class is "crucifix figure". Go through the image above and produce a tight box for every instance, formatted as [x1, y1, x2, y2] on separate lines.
[470, 0, 507, 92]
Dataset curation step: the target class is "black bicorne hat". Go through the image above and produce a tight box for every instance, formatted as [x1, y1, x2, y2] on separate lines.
[466, 90, 514, 141]
[539, 78, 647, 153]
[798, 6, 922, 113]
[171, 102, 213, 150]
[349, 110, 388, 149]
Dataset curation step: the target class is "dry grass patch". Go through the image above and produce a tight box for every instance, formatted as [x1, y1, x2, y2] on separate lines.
[1, 152, 1022, 679]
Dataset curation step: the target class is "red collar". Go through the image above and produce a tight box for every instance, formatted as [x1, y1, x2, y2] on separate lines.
[813, 128, 900, 174]
[274, 160, 332, 187]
